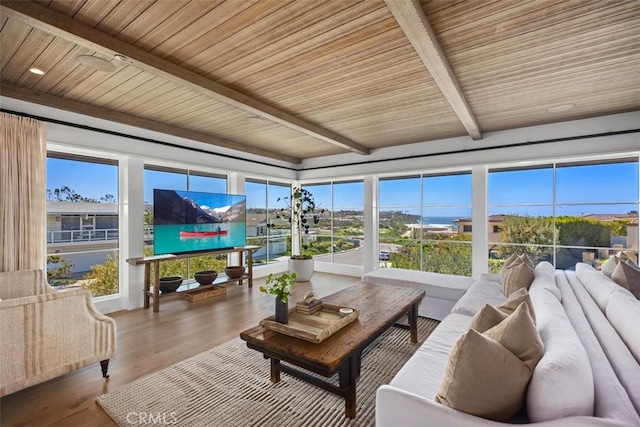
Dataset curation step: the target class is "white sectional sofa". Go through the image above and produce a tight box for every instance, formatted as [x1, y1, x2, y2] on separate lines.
[375, 262, 640, 426]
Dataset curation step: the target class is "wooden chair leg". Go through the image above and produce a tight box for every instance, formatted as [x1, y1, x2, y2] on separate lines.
[100, 359, 110, 378]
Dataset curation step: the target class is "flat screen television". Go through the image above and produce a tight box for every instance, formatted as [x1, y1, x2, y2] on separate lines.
[153, 189, 246, 255]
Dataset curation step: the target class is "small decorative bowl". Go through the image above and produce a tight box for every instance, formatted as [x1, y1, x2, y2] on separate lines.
[159, 276, 183, 293]
[339, 307, 354, 318]
[224, 266, 246, 279]
[194, 270, 218, 285]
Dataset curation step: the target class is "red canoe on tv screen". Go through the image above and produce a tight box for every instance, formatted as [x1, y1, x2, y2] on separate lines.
[179, 230, 228, 238]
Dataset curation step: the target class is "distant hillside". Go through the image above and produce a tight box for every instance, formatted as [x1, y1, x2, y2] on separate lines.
[154, 191, 244, 224]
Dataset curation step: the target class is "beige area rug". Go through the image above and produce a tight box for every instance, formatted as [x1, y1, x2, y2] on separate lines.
[97, 318, 439, 427]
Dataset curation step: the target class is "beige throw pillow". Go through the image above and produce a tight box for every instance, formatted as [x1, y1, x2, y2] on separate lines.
[436, 304, 544, 421]
[484, 303, 544, 372]
[469, 304, 508, 333]
[519, 253, 534, 268]
[501, 256, 535, 297]
[435, 329, 532, 421]
[500, 254, 519, 285]
[498, 288, 536, 324]
[611, 260, 640, 299]
[622, 251, 638, 264]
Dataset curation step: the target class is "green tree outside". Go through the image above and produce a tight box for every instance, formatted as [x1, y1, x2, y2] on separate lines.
[46, 255, 75, 285]
[497, 215, 555, 264]
[391, 234, 472, 276]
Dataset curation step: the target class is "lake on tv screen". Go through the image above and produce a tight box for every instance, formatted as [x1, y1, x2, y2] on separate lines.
[154, 222, 246, 255]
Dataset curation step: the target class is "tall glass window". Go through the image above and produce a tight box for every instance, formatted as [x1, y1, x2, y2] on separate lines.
[245, 179, 290, 264]
[46, 152, 120, 297]
[378, 172, 473, 276]
[302, 181, 364, 266]
[144, 165, 228, 279]
[488, 158, 639, 271]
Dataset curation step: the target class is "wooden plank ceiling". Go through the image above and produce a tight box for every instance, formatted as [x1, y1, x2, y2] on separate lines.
[1, 0, 638, 164]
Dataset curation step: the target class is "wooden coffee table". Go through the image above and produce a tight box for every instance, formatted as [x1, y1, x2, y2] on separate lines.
[239, 282, 425, 419]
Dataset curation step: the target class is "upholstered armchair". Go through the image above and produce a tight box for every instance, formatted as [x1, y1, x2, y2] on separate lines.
[0, 269, 116, 396]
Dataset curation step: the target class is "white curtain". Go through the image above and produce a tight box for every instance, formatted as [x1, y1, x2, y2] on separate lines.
[0, 112, 47, 272]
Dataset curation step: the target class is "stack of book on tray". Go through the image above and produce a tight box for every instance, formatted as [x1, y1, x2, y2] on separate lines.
[296, 298, 323, 315]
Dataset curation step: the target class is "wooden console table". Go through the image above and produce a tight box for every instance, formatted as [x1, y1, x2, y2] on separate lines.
[127, 245, 259, 312]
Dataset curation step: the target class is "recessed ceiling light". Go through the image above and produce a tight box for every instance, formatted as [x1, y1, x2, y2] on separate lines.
[29, 68, 45, 75]
[547, 103, 575, 113]
[76, 55, 116, 72]
[113, 54, 128, 62]
[246, 115, 269, 123]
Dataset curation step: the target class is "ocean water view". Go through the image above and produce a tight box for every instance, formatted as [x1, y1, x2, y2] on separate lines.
[421, 216, 460, 226]
[154, 222, 246, 255]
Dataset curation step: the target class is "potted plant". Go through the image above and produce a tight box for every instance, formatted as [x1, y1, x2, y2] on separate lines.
[259, 272, 297, 323]
[269, 186, 324, 281]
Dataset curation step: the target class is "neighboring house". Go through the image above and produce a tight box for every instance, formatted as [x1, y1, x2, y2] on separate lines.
[405, 223, 457, 238]
[246, 213, 267, 237]
[455, 215, 507, 244]
[628, 219, 639, 250]
[246, 213, 289, 261]
[46, 201, 119, 275]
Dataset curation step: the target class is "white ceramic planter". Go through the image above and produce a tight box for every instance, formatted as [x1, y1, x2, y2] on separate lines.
[288, 258, 314, 282]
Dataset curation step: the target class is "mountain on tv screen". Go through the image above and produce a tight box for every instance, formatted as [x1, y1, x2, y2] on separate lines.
[153, 189, 246, 255]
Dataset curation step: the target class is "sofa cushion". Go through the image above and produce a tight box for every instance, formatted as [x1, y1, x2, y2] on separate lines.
[468, 304, 508, 333]
[498, 288, 536, 323]
[484, 303, 543, 372]
[450, 279, 506, 317]
[390, 313, 471, 398]
[575, 262, 634, 312]
[527, 280, 595, 422]
[501, 256, 535, 296]
[435, 329, 532, 421]
[611, 260, 640, 298]
[531, 261, 561, 300]
[606, 292, 640, 363]
[560, 271, 640, 424]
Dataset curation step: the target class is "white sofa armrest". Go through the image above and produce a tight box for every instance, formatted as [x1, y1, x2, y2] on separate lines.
[480, 273, 501, 282]
[375, 385, 631, 427]
[376, 385, 501, 427]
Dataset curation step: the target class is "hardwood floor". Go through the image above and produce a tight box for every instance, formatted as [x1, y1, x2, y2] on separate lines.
[0, 273, 361, 427]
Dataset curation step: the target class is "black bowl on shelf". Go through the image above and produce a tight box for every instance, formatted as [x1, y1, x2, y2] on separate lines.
[224, 266, 246, 279]
[194, 270, 218, 285]
[159, 276, 183, 293]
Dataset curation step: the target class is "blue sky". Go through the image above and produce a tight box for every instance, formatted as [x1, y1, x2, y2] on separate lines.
[47, 158, 639, 217]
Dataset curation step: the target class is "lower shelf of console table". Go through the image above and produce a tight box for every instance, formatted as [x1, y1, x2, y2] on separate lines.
[126, 245, 259, 312]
